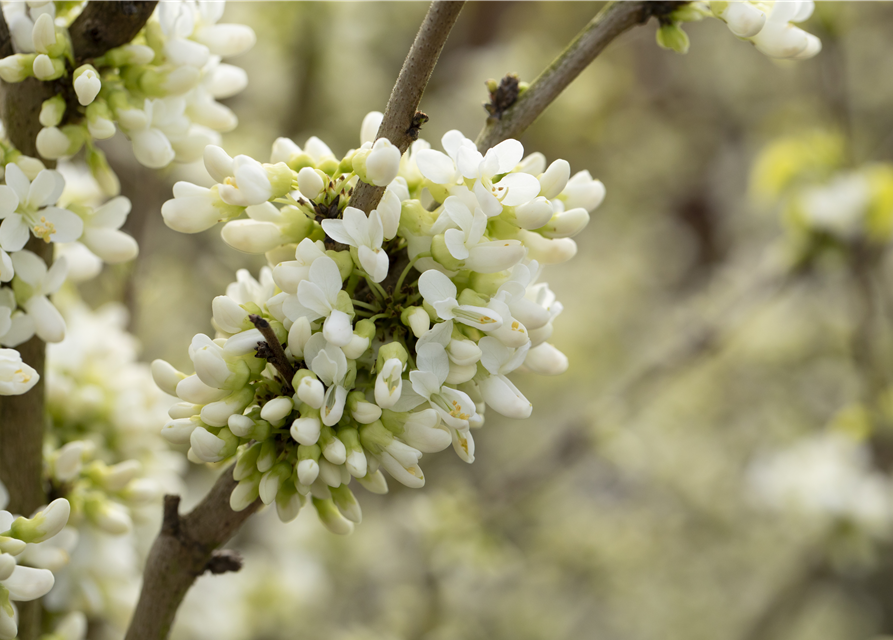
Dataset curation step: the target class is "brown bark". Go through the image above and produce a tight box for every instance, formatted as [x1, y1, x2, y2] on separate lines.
[349, 1, 466, 214]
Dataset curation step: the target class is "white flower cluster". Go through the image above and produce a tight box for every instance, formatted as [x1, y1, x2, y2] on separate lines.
[709, 0, 821, 59]
[747, 432, 893, 537]
[41, 301, 182, 630]
[0, 0, 254, 182]
[0, 485, 71, 640]
[0, 153, 139, 396]
[658, 0, 821, 59]
[154, 113, 602, 533]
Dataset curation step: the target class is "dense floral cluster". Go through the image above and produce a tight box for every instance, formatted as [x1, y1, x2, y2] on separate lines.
[657, 0, 821, 59]
[154, 113, 602, 532]
[0, 143, 139, 396]
[41, 301, 181, 633]
[0, 0, 254, 185]
[0, 485, 71, 640]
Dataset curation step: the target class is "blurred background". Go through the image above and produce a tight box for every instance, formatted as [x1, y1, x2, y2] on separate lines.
[66, 2, 893, 639]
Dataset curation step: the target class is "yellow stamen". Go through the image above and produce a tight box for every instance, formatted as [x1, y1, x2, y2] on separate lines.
[32, 216, 56, 242]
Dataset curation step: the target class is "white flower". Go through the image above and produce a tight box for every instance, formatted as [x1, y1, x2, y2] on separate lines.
[418, 131, 540, 215]
[322, 206, 388, 282]
[749, 0, 821, 60]
[117, 99, 177, 169]
[284, 255, 352, 347]
[303, 334, 349, 426]
[478, 337, 532, 418]
[374, 358, 404, 409]
[11, 250, 67, 343]
[361, 138, 401, 187]
[0, 348, 38, 395]
[73, 67, 101, 106]
[360, 111, 383, 145]
[78, 196, 138, 263]
[204, 145, 273, 207]
[396, 342, 476, 430]
[273, 238, 327, 294]
[418, 269, 502, 331]
[0, 164, 82, 251]
[433, 192, 526, 272]
[713, 0, 767, 38]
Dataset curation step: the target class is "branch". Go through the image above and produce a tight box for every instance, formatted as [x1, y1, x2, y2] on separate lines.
[249, 314, 296, 393]
[475, 1, 686, 152]
[350, 0, 466, 214]
[124, 467, 260, 640]
[69, 1, 160, 62]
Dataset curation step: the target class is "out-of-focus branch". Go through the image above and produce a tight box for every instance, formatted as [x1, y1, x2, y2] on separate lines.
[0, 7, 158, 637]
[475, 1, 686, 152]
[350, 0, 466, 214]
[69, 0, 160, 62]
[124, 467, 261, 640]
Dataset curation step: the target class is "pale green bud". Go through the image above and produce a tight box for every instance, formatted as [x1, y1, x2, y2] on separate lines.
[8, 499, 70, 543]
[312, 497, 354, 535]
[376, 341, 408, 371]
[0, 54, 36, 83]
[233, 443, 262, 481]
[656, 23, 690, 54]
[39, 95, 66, 128]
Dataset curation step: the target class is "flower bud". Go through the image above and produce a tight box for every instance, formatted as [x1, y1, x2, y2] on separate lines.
[259, 462, 291, 505]
[161, 417, 198, 445]
[222, 219, 286, 254]
[514, 196, 554, 230]
[297, 166, 324, 200]
[190, 427, 227, 463]
[290, 412, 321, 446]
[296, 375, 324, 410]
[275, 483, 304, 523]
[73, 65, 101, 106]
[230, 473, 260, 511]
[539, 159, 570, 199]
[233, 442, 262, 481]
[0, 54, 36, 83]
[39, 95, 65, 128]
[360, 111, 383, 145]
[356, 469, 388, 494]
[374, 358, 404, 409]
[331, 485, 362, 523]
[9, 498, 69, 543]
[31, 13, 56, 54]
[312, 425, 341, 462]
[260, 395, 293, 423]
[401, 306, 430, 338]
[33, 54, 65, 80]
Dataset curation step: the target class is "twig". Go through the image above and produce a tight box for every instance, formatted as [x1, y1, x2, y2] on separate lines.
[350, 0, 466, 214]
[249, 314, 296, 392]
[475, 1, 686, 152]
[125, 468, 260, 640]
[69, 1, 160, 62]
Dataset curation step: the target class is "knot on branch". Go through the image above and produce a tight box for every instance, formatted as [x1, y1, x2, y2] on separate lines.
[484, 74, 521, 121]
[205, 549, 244, 575]
[643, 1, 691, 24]
[406, 111, 429, 142]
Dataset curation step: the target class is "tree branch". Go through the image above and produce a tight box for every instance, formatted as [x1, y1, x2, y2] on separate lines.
[69, 1, 160, 62]
[475, 1, 686, 152]
[124, 467, 260, 640]
[350, 0, 466, 214]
